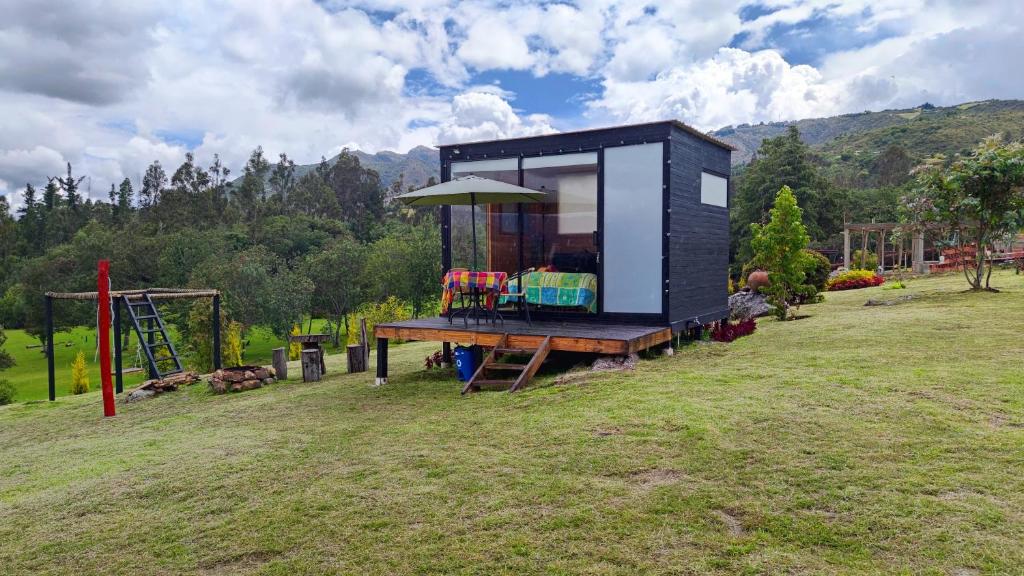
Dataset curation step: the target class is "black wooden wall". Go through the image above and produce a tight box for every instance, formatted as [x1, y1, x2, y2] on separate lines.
[438, 121, 732, 328]
[668, 125, 732, 331]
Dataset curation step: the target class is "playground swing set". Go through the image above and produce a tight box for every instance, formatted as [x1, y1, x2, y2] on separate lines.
[44, 260, 222, 417]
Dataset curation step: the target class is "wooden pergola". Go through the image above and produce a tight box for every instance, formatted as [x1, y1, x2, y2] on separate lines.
[43, 288, 221, 401]
[842, 222, 943, 273]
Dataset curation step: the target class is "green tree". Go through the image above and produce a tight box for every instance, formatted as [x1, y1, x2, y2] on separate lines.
[139, 160, 167, 209]
[914, 136, 1024, 290]
[749, 186, 814, 320]
[269, 153, 296, 208]
[733, 126, 841, 263]
[288, 165, 338, 218]
[191, 245, 312, 337]
[0, 325, 14, 405]
[234, 147, 271, 222]
[302, 234, 366, 345]
[116, 178, 134, 226]
[365, 220, 441, 318]
[324, 150, 384, 241]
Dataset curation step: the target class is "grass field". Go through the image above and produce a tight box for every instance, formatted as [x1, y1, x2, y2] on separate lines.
[1, 271, 1022, 574]
[2, 319, 347, 402]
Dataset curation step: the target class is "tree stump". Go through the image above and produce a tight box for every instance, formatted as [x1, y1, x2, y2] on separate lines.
[347, 344, 367, 373]
[301, 349, 322, 382]
[272, 347, 288, 381]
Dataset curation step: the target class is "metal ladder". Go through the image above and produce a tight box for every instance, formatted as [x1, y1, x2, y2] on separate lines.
[122, 294, 183, 380]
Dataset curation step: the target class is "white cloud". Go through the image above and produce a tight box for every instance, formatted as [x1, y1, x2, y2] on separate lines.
[438, 92, 554, 144]
[591, 48, 841, 130]
[1, 0, 1022, 206]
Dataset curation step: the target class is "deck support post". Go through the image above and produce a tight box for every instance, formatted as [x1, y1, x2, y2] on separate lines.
[375, 337, 389, 386]
[441, 341, 451, 367]
[113, 298, 123, 394]
[45, 295, 54, 401]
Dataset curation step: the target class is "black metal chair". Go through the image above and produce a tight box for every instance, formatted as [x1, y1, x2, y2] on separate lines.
[492, 270, 532, 326]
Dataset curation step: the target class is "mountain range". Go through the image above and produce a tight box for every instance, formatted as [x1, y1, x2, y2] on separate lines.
[288, 99, 1024, 191]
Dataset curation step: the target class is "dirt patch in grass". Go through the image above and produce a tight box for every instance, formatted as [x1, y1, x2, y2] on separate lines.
[629, 468, 686, 489]
[714, 509, 746, 536]
[592, 426, 623, 437]
[989, 413, 1023, 428]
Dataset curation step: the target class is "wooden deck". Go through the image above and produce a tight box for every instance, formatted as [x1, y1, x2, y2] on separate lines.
[374, 317, 671, 356]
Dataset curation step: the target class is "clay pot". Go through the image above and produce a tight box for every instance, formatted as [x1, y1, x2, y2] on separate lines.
[747, 270, 771, 292]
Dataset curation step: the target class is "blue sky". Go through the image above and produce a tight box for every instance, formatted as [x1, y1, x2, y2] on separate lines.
[1, 0, 1022, 207]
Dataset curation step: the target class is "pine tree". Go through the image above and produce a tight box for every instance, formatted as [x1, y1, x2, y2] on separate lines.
[49, 163, 86, 211]
[70, 351, 90, 395]
[117, 178, 133, 221]
[749, 186, 813, 320]
[42, 181, 59, 211]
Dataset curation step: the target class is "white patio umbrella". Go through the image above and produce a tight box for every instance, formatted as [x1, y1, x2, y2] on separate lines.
[397, 175, 546, 270]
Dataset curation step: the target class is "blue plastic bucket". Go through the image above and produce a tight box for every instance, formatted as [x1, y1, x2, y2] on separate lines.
[453, 346, 476, 381]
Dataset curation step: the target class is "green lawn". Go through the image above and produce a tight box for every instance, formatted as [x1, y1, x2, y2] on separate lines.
[3, 319, 347, 402]
[1, 271, 1022, 574]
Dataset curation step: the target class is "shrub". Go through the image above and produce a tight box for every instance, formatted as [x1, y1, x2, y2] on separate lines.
[826, 269, 885, 291]
[224, 321, 244, 367]
[711, 319, 757, 342]
[803, 249, 832, 291]
[289, 324, 302, 360]
[348, 296, 412, 345]
[0, 380, 14, 405]
[424, 350, 444, 369]
[851, 249, 879, 271]
[70, 351, 90, 395]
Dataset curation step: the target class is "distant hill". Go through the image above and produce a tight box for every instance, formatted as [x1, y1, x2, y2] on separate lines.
[275, 99, 1024, 192]
[712, 99, 1024, 176]
[238, 145, 439, 192]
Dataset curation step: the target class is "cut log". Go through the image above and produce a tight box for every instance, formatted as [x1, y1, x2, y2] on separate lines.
[301, 349, 322, 382]
[347, 344, 367, 373]
[272, 347, 288, 380]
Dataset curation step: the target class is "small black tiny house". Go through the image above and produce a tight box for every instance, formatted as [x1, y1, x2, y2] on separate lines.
[437, 120, 734, 333]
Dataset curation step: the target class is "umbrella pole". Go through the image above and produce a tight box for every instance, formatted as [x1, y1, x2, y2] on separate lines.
[471, 193, 478, 271]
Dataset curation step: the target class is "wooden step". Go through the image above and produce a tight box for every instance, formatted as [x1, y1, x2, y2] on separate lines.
[463, 334, 552, 395]
[495, 347, 533, 356]
[485, 363, 527, 371]
[472, 379, 516, 387]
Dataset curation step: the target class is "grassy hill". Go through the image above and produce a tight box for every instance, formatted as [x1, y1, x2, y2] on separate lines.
[2, 271, 1023, 574]
[712, 100, 1024, 185]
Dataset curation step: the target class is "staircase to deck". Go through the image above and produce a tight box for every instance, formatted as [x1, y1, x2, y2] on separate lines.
[462, 334, 551, 394]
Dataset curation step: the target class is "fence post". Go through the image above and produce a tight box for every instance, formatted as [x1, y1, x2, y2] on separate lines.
[45, 295, 54, 402]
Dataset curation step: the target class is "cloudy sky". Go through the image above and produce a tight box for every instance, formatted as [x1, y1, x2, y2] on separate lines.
[1, 0, 1022, 207]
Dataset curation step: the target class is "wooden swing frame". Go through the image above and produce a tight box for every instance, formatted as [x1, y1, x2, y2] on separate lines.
[43, 288, 221, 401]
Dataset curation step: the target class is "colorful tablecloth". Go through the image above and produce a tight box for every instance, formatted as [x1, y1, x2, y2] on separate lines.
[441, 270, 508, 313]
[501, 272, 598, 313]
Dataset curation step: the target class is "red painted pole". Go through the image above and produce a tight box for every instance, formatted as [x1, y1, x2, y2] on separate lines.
[98, 260, 116, 417]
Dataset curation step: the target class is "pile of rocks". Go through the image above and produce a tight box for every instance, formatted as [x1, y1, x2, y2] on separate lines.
[728, 289, 773, 320]
[125, 371, 201, 403]
[209, 366, 277, 394]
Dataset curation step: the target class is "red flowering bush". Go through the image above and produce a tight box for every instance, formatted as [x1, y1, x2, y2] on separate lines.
[826, 270, 885, 291]
[711, 319, 757, 343]
[424, 350, 444, 369]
